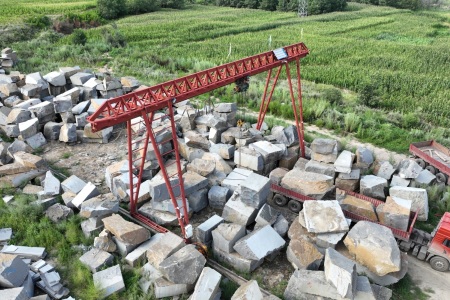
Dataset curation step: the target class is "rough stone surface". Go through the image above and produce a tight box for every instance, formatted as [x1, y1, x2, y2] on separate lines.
[305, 160, 336, 177]
[190, 267, 221, 300]
[414, 169, 436, 185]
[234, 147, 263, 171]
[154, 277, 193, 298]
[124, 234, 163, 267]
[18, 118, 39, 139]
[373, 161, 396, 180]
[159, 244, 207, 285]
[324, 248, 357, 299]
[212, 223, 246, 253]
[339, 191, 378, 222]
[281, 169, 334, 200]
[61, 175, 86, 194]
[138, 262, 163, 294]
[398, 159, 422, 179]
[43, 171, 60, 196]
[286, 236, 323, 270]
[43, 122, 62, 140]
[45, 203, 73, 222]
[79, 194, 119, 218]
[222, 192, 258, 226]
[231, 280, 263, 300]
[370, 284, 393, 300]
[303, 200, 349, 234]
[210, 143, 235, 160]
[213, 246, 263, 273]
[377, 196, 411, 232]
[273, 214, 289, 237]
[255, 203, 280, 226]
[354, 276, 376, 300]
[268, 168, 288, 185]
[344, 221, 401, 276]
[93, 265, 125, 299]
[284, 269, 341, 300]
[389, 186, 428, 221]
[102, 214, 150, 246]
[94, 233, 117, 253]
[233, 225, 285, 260]
[208, 185, 230, 209]
[187, 158, 215, 177]
[355, 252, 408, 286]
[390, 175, 410, 187]
[71, 182, 100, 208]
[79, 248, 114, 273]
[334, 150, 355, 174]
[310, 138, 340, 163]
[146, 232, 185, 268]
[222, 168, 252, 192]
[197, 214, 224, 244]
[187, 188, 208, 212]
[356, 147, 374, 168]
[239, 172, 270, 209]
[59, 123, 77, 143]
[360, 175, 388, 200]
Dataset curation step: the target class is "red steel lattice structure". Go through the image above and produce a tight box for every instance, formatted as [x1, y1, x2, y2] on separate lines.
[88, 42, 309, 240]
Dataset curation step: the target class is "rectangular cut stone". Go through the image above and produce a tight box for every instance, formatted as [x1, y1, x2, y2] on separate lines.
[233, 225, 285, 260]
[148, 177, 180, 201]
[190, 267, 221, 300]
[303, 200, 349, 234]
[212, 223, 246, 253]
[389, 186, 428, 221]
[146, 232, 185, 268]
[154, 277, 193, 299]
[213, 246, 263, 273]
[284, 269, 340, 300]
[305, 160, 336, 177]
[281, 169, 334, 200]
[222, 168, 252, 192]
[334, 150, 355, 174]
[324, 248, 357, 299]
[138, 262, 163, 294]
[61, 175, 87, 194]
[197, 215, 224, 244]
[234, 147, 263, 171]
[0, 162, 31, 175]
[125, 234, 163, 267]
[0, 228, 12, 242]
[183, 171, 208, 196]
[93, 265, 125, 299]
[0, 253, 29, 288]
[239, 172, 270, 209]
[79, 248, 114, 273]
[1, 245, 46, 260]
[71, 182, 100, 208]
[102, 214, 150, 246]
[0, 287, 29, 300]
[249, 141, 284, 161]
[112, 236, 139, 257]
[222, 193, 258, 226]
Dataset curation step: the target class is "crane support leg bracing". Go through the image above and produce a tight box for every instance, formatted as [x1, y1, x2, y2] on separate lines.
[88, 42, 309, 240]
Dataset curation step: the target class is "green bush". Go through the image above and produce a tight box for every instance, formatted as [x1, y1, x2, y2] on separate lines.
[71, 29, 87, 45]
[401, 112, 420, 129]
[25, 15, 51, 29]
[160, 0, 185, 9]
[127, 0, 160, 14]
[358, 83, 380, 108]
[323, 88, 343, 106]
[97, 0, 127, 20]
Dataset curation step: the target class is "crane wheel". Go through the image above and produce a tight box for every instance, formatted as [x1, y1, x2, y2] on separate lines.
[429, 256, 450, 272]
[436, 172, 448, 184]
[425, 165, 436, 175]
[273, 194, 288, 207]
[288, 199, 302, 213]
[415, 159, 426, 168]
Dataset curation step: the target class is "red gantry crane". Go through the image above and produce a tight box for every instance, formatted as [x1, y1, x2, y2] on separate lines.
[88, 42, 309, 240]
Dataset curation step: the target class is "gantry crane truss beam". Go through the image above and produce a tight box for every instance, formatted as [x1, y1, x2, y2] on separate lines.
[88, 42, 309, 240]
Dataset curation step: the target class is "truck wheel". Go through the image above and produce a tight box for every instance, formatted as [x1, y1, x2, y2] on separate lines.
[415, 159, 426, 168]
[273, 194, 288, 207]
[436, 173, 448, 184]
[429, 256, 450, 272]
[425, 165, 436, 174]
[288, 199, 302, 213]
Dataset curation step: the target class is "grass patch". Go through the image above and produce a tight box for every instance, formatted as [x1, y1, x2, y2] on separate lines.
[61, 152, 72, 159]
[391, 274, 430, 300]
[220, 279, 240, 300]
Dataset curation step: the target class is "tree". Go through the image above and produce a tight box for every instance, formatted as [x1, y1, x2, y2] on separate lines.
[160, 0, 185, 8]
[308, 0, 347, 15]
[259, 0, 278, 11]
[97, 0, 127, 20]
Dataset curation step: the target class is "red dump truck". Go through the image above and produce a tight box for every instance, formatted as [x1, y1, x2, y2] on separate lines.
[271, 184, 450, 272]
[410, 140, 450, 184]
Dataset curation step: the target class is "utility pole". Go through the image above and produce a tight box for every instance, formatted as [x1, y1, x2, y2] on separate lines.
[298, 0, 307, 17]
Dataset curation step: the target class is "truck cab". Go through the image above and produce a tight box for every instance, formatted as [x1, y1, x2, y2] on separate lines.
[427, 212, 450, 271]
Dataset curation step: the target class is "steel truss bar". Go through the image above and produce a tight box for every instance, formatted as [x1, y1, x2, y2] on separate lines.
[256, 65, 283, 130]
[88, 43, 309, 131]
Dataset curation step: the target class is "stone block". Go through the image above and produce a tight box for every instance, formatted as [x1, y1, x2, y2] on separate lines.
[79, 248, 114, 273]
[183, 171, 209, 196]
[83, 123, 113, 143]
[146, 232, 185, 268]
[389, 186, 428, 221]
[53, 96, 73, 113]
[269, 168, 288, 185]
[79, 193, 119, 218]
[311, 138, 340, 163]
[70, 72, 94, 86]
[305, 160, 336, 177]
[370, 284, 392, 300]
[239, 172, 270, 209]
[45, 203, 73, 222]
[0, 253, 29, 288]
[280, 169, 334, 200]
[187, 159, 215, 177]
[221, 168, 252, 192]
[81, 218, 104, 238]
[234, 147, 263, 171]
[390, 175, 410, 187]
[125, 234, 163, 267]
[154, 277, 193, 299]
[148, 177, 181, 201]
[71, 182, 100, 208]
[354, 252, 408, 286]
[151, 199, 189, 216]
[102, 214, 150, 246]
[284, 269, 340, 300]
[208, 185, 230, 209]
[138, 262, 163, 294]
[210, 143, 235, 160]
[413, 169, 436, 185]
[59, 123, 77, 143]
[377, 196, 411, 231]
[0, 228, 12, 243]
[43, 171, 60, 196]
[324, 248, 357, 299]
[215, 103, 237, 113]
[354, 276, 376, 300]
[43, 122, 62, 140]
[0, 163, 31, 176]
[197, 215, 224, 244]
[159, 244, 206, 284]
[25, 72, 48, 89]
[287, 236, 323, 270]
[344, 221, 401, 276]
[0, 287, 29, 300]
[0, 169, 45, 188]
[7, 109, 31, 125]
[398, 159, 422, 179]
[360, 175, 387, 200]
[105, 160, 128, 190]
[138, 204, 179, 227]
[231, 280, 263, 300]
[339, 191, 378, 222]
[72, 100, 90, 114]
[190, 267, 221, 300]
[273, 214, 289, 237]
[61, 175, 86, 194]
[93, 265, 125, 299]
[255, 204, 279, 226]
[25, 133, 47, 149]
[373, 161, 396, 180]
[234, 225, 285, 260]
[303, 200, 349, 234]
[112, 236, 139, 256]
[94, 232, 117, 253]
[213, 245, 263, 273]
[212, 223, 246, 254]
[222, 192, 258, 226]
[249, 140, 284, 162]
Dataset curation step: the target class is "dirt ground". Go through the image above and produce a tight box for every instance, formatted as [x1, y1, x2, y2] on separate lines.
[407, 256, 450, 299]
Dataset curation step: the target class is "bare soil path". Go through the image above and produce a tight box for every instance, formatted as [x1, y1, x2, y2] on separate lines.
[407, 257, 450, 299]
